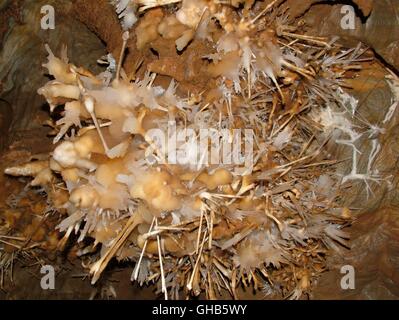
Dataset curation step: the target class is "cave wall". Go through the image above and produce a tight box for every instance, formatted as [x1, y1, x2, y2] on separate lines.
[0, 0, 106, 148]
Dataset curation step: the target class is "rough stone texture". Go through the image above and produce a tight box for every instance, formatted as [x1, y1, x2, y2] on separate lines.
[73, 0, 123, 60]
[0, 0, 106, 144]
[302, 0, 399, 71]
[283, 0, 374, 19]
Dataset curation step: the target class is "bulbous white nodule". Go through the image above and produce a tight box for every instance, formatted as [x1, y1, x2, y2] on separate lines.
[53, 141, 77, 167]
[83, 95, 95, 114]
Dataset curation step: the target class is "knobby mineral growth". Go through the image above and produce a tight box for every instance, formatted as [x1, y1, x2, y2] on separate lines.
[4, 0, 397, 300]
